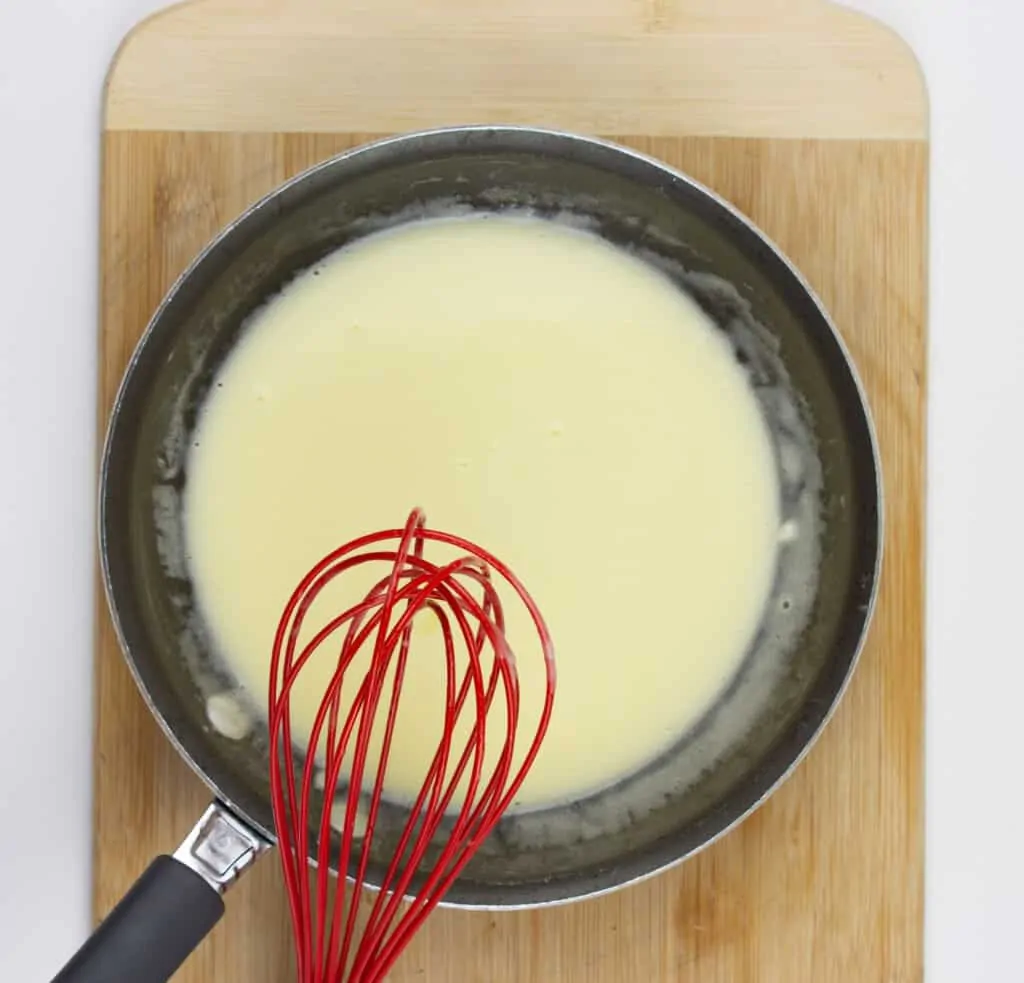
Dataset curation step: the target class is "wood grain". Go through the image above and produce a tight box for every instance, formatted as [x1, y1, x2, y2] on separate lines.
[97, 1, 927, 980]
[98, 131, 926, 983]
[104, 0, 927, 138]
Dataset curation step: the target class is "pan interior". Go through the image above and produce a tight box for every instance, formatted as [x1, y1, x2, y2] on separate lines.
[100, 129, 880, 907]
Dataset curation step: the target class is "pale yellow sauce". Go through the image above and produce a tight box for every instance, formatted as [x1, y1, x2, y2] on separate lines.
[184, 215, 780, 810]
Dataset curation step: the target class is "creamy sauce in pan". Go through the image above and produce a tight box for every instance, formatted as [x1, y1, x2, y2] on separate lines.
[184, 215, 780, 810]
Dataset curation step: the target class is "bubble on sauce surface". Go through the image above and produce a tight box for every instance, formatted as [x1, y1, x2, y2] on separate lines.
[778, 519, 800, 544]
[777, 438, 805, 488]
[206, 692, 253, 741]
[330, 797, 370, 839]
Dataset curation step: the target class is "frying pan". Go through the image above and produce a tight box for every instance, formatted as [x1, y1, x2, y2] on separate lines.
[53, 126, 881, 983]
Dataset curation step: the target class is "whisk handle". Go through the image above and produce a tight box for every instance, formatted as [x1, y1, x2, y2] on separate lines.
[50, 855, 224, 983]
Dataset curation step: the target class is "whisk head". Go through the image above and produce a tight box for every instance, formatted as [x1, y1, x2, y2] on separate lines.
[268, 508, 555, 983]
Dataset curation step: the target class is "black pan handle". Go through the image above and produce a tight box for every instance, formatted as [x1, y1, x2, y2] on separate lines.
[52, 802, 269, 983]
[51, 856, 224, 983]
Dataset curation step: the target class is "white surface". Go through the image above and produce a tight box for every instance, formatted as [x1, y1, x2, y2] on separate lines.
[0, 0, 1020, 978]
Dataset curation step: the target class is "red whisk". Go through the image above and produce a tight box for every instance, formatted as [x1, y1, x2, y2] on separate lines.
[268, 508, 555, 983]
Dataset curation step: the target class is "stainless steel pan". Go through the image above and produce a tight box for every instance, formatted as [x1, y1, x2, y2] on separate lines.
[54, 126, 882, 983]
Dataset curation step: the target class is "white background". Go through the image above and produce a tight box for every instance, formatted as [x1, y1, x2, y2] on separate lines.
[0, 0, 1021, 979]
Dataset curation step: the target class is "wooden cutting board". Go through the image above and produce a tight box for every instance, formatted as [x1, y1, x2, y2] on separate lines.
[96, 1, 928, 980]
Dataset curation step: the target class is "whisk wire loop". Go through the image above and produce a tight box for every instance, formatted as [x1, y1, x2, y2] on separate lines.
[268, 509, 555, 983]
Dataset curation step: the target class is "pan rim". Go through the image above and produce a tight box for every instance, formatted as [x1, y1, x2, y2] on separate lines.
[98, 123, 884, 909]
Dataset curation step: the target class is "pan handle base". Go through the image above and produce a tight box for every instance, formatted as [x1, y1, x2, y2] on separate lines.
[173, 800, 269, 895]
